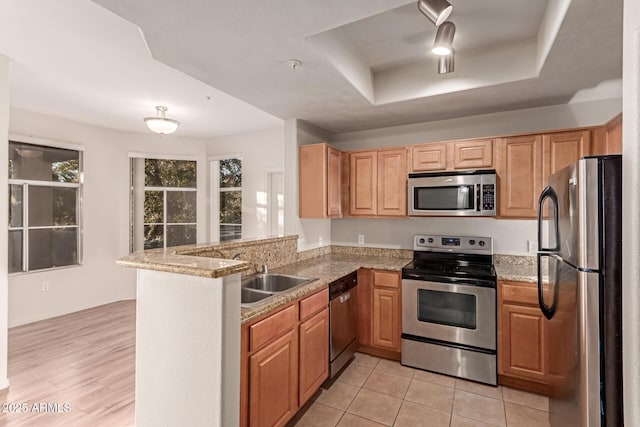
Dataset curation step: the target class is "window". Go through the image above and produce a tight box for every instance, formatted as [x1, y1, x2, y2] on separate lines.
[212, 157, 242, 241]
[8, 141, 82, 273]
[130, 158, 197, 251]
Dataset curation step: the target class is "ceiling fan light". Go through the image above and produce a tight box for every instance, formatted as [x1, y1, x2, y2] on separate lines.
[418, 0, 453, 27]
[432, 21, 456, 56]
[144, 106, 180, 135]
[438, 50, 455, 74]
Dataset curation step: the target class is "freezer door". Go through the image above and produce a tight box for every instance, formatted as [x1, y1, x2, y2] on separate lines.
[545, 158, 600, 270]
[546, 265, 601, 427]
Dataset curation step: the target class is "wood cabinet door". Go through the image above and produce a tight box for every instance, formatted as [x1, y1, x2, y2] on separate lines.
[377, 148, 407, 216]
[327, 146, 342, 218]
[249, 329, 298, 427]
[299, 308, 329, 406]
[372, 287, 400, 351]
[543, 130, 591, 178]
[594, 114, 622, 155]
[453, 139, 493, 169]
[298, 144, 327, 218]
[411, 143, 447, 172]
[499, 303, 546, 382]
[349, 151, 378, 215]
[495, 135, 543, 218]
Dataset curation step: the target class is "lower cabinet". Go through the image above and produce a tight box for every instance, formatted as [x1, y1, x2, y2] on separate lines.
[358, 269, 402, 356]
[249, 329, 298, 427]
[498, 280, 550, 394]
[298, 309, 329, 405]
[241, 289, 329, 427]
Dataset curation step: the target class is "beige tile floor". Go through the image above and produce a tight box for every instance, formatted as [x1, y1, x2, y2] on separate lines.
[289, 353, 550, 427]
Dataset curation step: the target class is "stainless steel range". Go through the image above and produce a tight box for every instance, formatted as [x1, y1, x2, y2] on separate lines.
[401, 234, 497, 385]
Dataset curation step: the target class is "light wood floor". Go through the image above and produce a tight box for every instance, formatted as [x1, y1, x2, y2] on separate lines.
[0, 300, 136, 427]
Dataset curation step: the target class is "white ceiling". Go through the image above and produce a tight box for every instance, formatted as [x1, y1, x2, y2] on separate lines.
[0, 0, 282, 138]
[1, 0, 624, 137]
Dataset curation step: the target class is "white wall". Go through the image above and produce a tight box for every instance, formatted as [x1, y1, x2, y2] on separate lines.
[0, 54, 10, 389]
[329, 99, 621, 254]
[622, 0, 640, 424]
[330, 98, 622, 150]
[207, 126, 284, 239]
[7, 109, 209, 327]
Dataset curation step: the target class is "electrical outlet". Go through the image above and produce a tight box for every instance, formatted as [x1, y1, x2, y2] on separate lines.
[358, 234, 365, 245]
[41, 282, 49, 292]
[527, 240, 538, 253]
[318, 236, 323, 246]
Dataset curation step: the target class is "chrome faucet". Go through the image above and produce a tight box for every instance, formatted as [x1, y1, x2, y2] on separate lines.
[232, 252, 244, 260]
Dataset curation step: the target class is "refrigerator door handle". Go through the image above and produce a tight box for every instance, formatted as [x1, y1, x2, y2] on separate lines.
[537, 185, 560, 253]
[537, 252, 559, 320]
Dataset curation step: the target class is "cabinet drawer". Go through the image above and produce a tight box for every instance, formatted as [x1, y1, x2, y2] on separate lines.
[250, 305, 297, 352]
[372, 270, 400, 289]
[300, 288, 328, 321]
[501, 281, 538, 305]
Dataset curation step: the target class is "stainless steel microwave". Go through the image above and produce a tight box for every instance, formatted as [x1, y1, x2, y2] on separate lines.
[407, 170, 496, 217]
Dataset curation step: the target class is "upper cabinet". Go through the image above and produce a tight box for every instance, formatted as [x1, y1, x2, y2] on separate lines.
[411, 138, 494, 172]
[299, 143, 342, 218]
[593, 113, 622, 155]
[349, 148, 407, 217]
[495, 135, 543, 219]
[542, 130, 591, 178]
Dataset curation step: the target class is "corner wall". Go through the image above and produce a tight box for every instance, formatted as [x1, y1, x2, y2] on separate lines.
[7, 109, 209, 327]
[0, 55, 10, 389]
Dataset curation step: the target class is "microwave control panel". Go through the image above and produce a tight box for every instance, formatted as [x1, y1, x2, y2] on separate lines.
[482, 184, 495, 211]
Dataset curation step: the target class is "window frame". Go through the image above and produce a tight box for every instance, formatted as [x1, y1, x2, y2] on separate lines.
[129, 153, 199, 252]
[209, 154, 242, 242]
[8, 136, 84, 275]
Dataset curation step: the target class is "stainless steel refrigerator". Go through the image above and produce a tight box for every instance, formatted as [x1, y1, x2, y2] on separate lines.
[536, 155, 622, 426]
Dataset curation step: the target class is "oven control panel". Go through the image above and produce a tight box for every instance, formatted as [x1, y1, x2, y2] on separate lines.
[414, 234, 493, 254]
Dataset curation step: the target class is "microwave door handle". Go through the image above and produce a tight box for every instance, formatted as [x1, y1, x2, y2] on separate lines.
[476, 184, 480, 211]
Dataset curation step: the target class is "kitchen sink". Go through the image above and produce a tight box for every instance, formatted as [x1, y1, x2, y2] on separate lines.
[242, 274, 316, 293]
[240, 274, 316, 307]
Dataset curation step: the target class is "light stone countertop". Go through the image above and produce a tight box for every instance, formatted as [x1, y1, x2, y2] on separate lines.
[240, 253, 411, 325]
[495, 263, 539, 283]
[117, 248, 250, 279]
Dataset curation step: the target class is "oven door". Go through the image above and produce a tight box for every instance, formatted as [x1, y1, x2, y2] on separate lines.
[402, 279, 496, 350]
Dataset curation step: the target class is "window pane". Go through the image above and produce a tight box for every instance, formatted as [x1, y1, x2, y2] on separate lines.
[144, 224, 164, 249]
[167, 191, 196, 223]
[144, 191, 164, 224]
[144, 159, 196, 188]
[9, 184, 23, 227]
[28, 228, 78, 270]
[29, 186, 77, 226]
[166, 224, 197, 247]
[220, 159, 241, 188]
[220, 224, 241, 241]
[8, 230, 22, 273]
[220, 191, 241, 224]
[9, 141, 80, 183]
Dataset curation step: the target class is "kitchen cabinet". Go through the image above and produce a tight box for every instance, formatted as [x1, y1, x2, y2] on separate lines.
[498, 280, 551, 395]
[349, 148, 407, 216]
[299, 143, 342, 218]
[410, 138, 493, 172]
[249, 329, 298, 427]
[593, 113, 622, 155]
[349, 150, 377, 216]
[377, 148, 407, 216]
[298, 307, 329, 406]
[241, 289, 329, 427]
[356, 269, 402, 358]
[542, 130, 591, 178]
[495, 135, 543, 218]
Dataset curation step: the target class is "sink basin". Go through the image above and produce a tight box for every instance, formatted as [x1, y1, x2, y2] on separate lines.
[241, 288, 274, 306]
[242, 274, 316, 293]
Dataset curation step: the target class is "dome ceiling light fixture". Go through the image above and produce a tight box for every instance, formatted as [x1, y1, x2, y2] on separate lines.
[438, 49, 455, 74]
[417, 0, 453, 27]
[144, 106, 180, 135]
[432, 21, 456, 56]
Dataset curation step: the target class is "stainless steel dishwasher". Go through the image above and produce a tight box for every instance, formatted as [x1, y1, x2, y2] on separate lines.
[329, 271, 358, 378]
